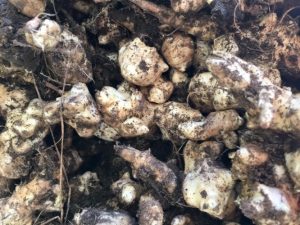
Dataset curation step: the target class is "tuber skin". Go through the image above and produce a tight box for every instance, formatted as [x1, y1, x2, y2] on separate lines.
[44, 83, 101, 138]
[184, 140, 223, 173]
[206, 51, 300, 134]
[138, 194, 164, 225]
[213, 34, 239, 55]
[24, 18, 93, 84]
[114, 145, 177, 195]
[193, 40, 212, 71]
[111, 172, 141, 205]
[238, 183, 300, 225]
[128, 0, 219, 41]
[95, 82, 156, 138]
[162, 33, 194, 72]
[0, 98, 48, 181]
[155, 101, 203, 143]
[9, 0, 46, 17]
[217, 131, 238, 149]
[24, 18, 62, 51]
[188, 72, 238, 112]
[285, 149, 300, 190]
[118, 38, 169, 86]
[171, 215, 194, 225]
[183, 158, 236, 219]
[142, 77, 174, 104]
[0, 177, 59, 225]
[73, 208, 136, 225]
[0, 83, 29, 117]
[179, 109, 243, 141]
[171, 0, 207, 13]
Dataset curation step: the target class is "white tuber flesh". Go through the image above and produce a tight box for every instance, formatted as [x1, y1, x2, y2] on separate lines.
[179, 109, 243, 141]
[73, 208, 135, 225]
[138, 194, 164, 225]
[183, 158, 235, 219]
[114, 145, 177, 195]
[44, 83, 101, 138]
[111, 172, 140, 205]
[118, 38, 169, 86]
[162, 33, 194, 72]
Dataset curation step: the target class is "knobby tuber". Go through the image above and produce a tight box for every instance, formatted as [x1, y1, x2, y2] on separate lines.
[1, 0, 300, 224]
[183, 158, 236, 219]
[179, 109, 243, 141]
[138, 194, 164, 225]
[114, 145, 177, 195]
[119, 38, 168, 86]
[0, 177, 59, 225]
[73, 208, 135, 225]
[44, 83, 101, 137]
[207, 51, 300, 134]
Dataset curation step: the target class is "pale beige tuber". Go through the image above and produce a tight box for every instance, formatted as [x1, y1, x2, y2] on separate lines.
[118, 38, 169, 86]
[114, 145, 177, 195]
[44, 83, 101, 137]
[162, 33, 194, 72]
[138, 194, 164, 225]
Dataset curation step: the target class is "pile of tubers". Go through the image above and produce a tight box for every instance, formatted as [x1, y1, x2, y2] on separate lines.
[0, 0, 300, 224]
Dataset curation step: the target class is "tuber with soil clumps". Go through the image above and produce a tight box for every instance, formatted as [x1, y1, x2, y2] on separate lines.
[0, 0, 300, 224]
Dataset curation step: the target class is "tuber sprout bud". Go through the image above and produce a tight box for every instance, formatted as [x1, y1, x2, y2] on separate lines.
[119, 38, 169, 86]
[143, 77, 174, 104]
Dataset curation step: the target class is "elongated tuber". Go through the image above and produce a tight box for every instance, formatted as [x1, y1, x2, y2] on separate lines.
[114, 145, 177, 195]
[179, 109, 243, 141]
